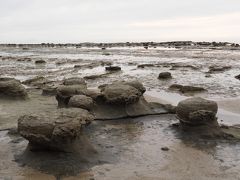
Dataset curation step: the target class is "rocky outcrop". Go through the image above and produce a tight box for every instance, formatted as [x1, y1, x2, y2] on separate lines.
[55, 80, 172, 120]
[158, 72, 172, 79]
[18, 108, 94, 151]
[0, 78, 28, 99]
[93, 81, 171, 119]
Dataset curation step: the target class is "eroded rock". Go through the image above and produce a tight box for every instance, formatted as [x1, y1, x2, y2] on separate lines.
[18, 108, 94, 151]
[101, 83, 142, 104]
[105, 66, 121, 71]
[158, 72, 172, 79]
[68, 95, 94, 110]
[176, 97, 218, 125]
[56, 85, 88, 107]
[42, 86, 57, 96]
[0, 78, 28, 99]
[169, 84, 206, 94]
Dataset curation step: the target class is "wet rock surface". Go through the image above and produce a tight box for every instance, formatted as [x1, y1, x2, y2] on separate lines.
[0, 78, 28, 99]
[35, 60, 46, 64]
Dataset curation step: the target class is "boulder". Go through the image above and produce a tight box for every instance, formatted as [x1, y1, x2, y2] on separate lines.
[56, 85, 88, 107]
[0, 78, 28, 99]
[158, 72, 172, 79]
[105, 66, 121, 71]
[176, 97, 218, 125]
[68, 95, 94, 110]
[101, 83, 142, 104]
[35, 60, 46, 64]
[18, 108, 94, 151]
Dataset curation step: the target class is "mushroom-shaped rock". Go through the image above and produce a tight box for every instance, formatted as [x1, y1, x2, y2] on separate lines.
[0, 78, 28, 99]
[101, 83, 142, 104]
[93, 81, 171, 119]
[176, 97, 218, 125]
[158, 72, 172, 79]
[68, 95, 94, 110]
[18, 108, 94, 151]
[63, 77, 86, 86]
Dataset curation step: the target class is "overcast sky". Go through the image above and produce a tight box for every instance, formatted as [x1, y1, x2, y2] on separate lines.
[0, 0, 240, 43]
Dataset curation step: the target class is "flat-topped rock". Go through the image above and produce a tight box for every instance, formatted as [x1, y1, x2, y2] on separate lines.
[18, 108, 94, 151]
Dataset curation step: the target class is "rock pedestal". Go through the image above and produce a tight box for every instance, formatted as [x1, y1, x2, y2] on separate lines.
[18, 108, 94, 151]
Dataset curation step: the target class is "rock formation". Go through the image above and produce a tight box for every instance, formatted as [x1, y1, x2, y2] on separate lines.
[0, 77, 28, 99]
[18, 108, 94, 151]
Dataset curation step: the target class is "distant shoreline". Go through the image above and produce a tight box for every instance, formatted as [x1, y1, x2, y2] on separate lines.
[0, 41, 239, 50]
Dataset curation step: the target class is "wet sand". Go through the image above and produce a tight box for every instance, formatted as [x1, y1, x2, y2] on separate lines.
[0, 89, 239, 180]
[0, 46, 240, 179]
